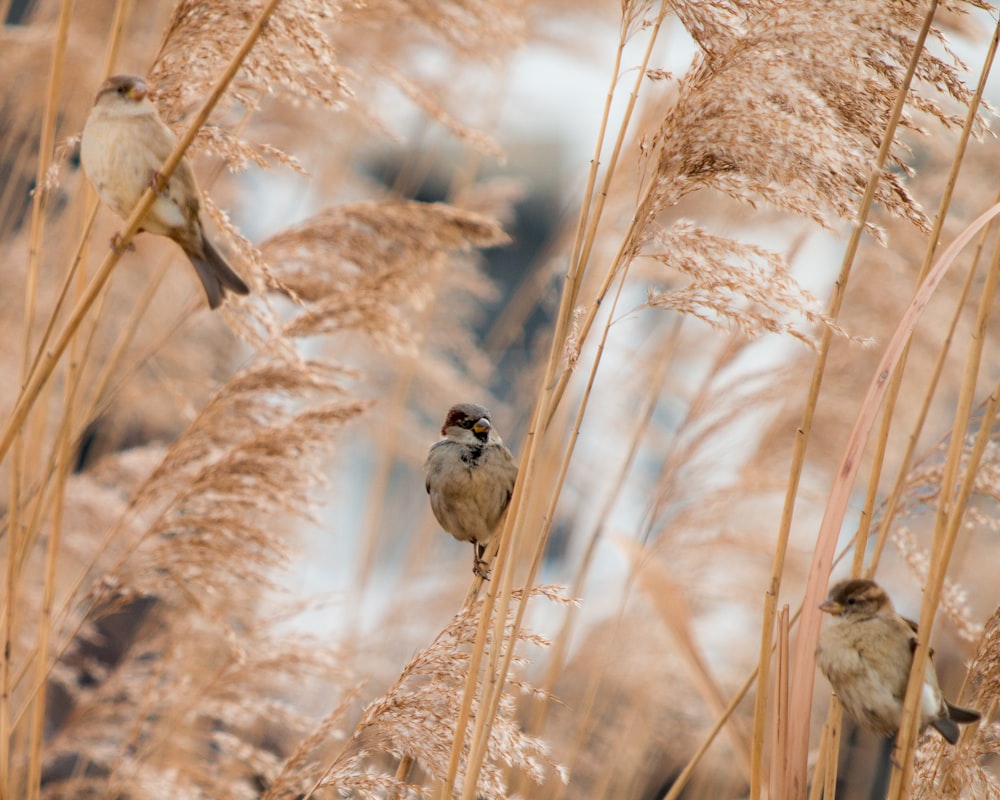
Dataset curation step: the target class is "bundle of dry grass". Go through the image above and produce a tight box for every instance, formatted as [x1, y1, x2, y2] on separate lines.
[2, 0, 1000, 798]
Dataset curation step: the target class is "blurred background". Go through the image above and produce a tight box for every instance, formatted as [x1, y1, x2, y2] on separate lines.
[2, 0, 1000, 798]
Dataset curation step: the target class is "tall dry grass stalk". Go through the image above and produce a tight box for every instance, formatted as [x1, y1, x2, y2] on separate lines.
[2, 0, 1000, 798]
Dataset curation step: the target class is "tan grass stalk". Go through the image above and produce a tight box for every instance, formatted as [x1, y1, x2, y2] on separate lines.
[441, 566, 501, 796]
[852, 15, 999, 580]
[552, 594, 632, 800]
[460, 519, 545, 797]
[6, 285, 161, 736]
[752, 3, 943, 793]
[771, 605, 790, 799]
[18, 257, 118, 574]
[22, 203, 99, 385]
[661, 663, 762, 800]
[0, 486, 18, 796]
[468, 235, 669, 798]
[439, 81, 626, 794]
[77, 258, 176, 429]
[2, 2, 76, 789]
[887, 224, 1000, 799]
[532, 4, 671, 438]
[459, 250, 636, 798]
[19, 0, 74, 374]
[458, 549, 518, 800]
[563, 31, 624, 307]
[822, 697, 842, 800]
[442, 283, 557, 796]
[392, 754, 415, 791]
[623, 537, 754, 783]
[568, 0, 669, 311]
[17, 207, 117, 580]
[806, 717, 828, 800]
[902, 402, 1000, 792]
[519, 321, 679, 765]
[102, 0, 134, 75]
[24, 246, 91, 800]
[0, 134, 38, 233]
[663, 527, 881, 800]
[0, 263, 173, 632]
[0, 0, 285, 468]
[786, 199, 1000, 800]
[545, 178, 655, 430]
[868, 208, 1000, 579]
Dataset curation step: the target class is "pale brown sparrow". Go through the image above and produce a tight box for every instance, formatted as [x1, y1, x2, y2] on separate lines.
[80, 74, 250, 309]
[424, 403, 518, 578]
[816, 578, 979, 744]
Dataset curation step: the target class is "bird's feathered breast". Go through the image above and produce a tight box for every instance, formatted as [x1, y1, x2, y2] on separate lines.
[424, 438, 517, 542]
[81, 102, 201, 237]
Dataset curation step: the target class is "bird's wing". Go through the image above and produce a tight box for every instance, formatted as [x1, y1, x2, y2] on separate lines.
[903, 615, 935, 658]
[143, 113, 202, 219]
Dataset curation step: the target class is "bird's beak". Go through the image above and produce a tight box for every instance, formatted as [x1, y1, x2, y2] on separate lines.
[819, 599, 843, 616]
[472, 418, 491, 436]
[128, 81, 149, 101]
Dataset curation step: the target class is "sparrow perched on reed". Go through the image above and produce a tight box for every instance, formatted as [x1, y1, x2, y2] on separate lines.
[424, 403, 518, 578]
[816, 578, 980, 744]
[80, 74, 250, 309]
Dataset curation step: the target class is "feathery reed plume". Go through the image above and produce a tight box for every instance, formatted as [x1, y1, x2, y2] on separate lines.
[651, 0, 978, 229]
[338, 0, 527, 58]
[45, 598, 352, 800]
[83, 356, 364, 607]
[591, 0, 987, 357]
[911, 605, 1000, 799]
[332, 587, 569, 799]
[261, 200, 509, 332]
[887, 423, 1000, 645]
[21, 353, 360, 798]
[642, 222, 840, 345]
[150, 0, 352, 170]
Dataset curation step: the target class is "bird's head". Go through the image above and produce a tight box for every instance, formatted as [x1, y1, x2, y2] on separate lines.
[95, 74, 150, 106]
[820, 578, 892, 620]
[441, 403, 495, 445]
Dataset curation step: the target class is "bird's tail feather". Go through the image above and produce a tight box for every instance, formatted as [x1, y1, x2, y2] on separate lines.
[930, 702, 980, 744]
[931, 717, 960, 744]
[946, 701, 981, 724]
[188, 234, 250, 309]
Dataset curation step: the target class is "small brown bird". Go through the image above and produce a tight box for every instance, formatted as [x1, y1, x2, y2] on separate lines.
[424, 403, 518, 578]
[816, 578, 980, 744]
[80, 74, 250, 309]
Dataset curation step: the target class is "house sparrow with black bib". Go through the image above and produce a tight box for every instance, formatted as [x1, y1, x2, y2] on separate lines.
[816, 578, 980, 744]
[80, 74, 250, 309]
[424, 403, 518, 578]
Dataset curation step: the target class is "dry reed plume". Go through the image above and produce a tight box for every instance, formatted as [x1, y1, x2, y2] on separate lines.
[1, 0, 1000, 798]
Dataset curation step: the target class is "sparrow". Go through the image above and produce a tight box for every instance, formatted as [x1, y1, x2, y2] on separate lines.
[80, 74, 250, 309]
[424, 403, 518, 579]
[816, 578, 980, 744]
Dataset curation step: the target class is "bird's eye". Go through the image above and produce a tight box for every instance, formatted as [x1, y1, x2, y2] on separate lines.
[846, 597, 857, 605]
[460, 419, 474, 429]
